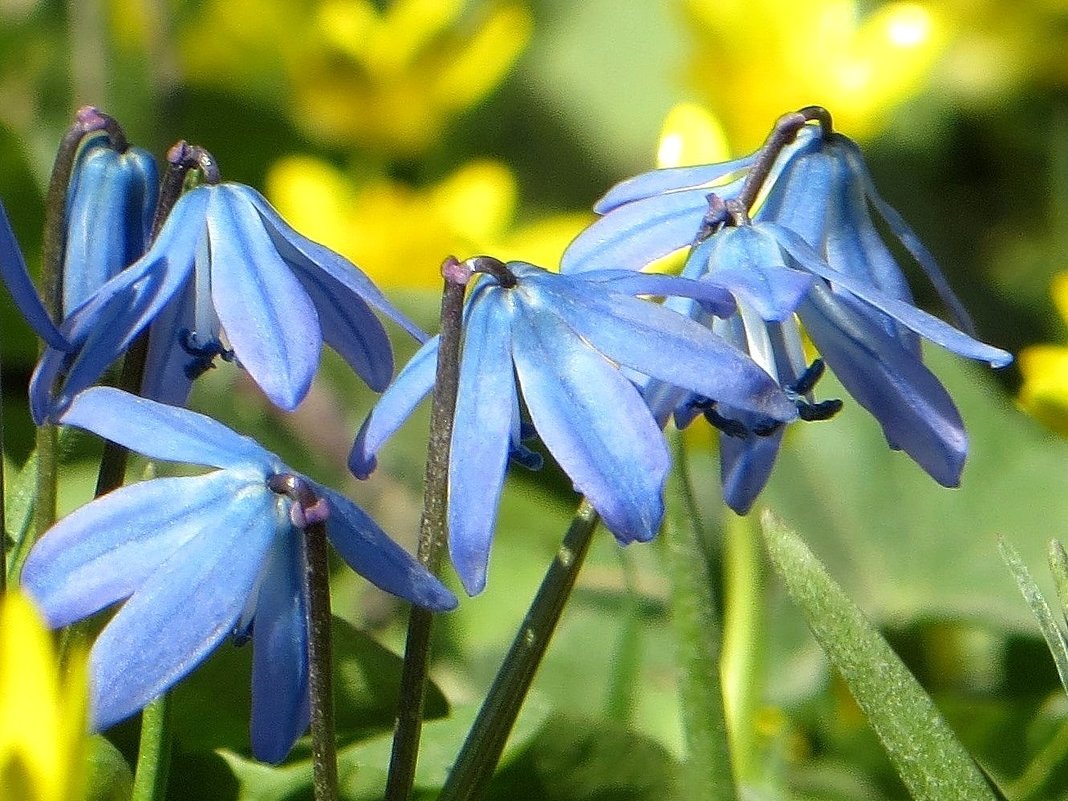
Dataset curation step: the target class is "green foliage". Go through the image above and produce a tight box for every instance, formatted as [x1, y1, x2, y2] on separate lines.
[761, 511, 998, 800]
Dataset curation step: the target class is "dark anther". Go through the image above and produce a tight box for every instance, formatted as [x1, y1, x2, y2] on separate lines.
[788, 358, 826, 396]
[688, 397, 752, 439]
[797, 398, 843, 422]
[179, 329, 235, 380]
[466, 255, 517, 288]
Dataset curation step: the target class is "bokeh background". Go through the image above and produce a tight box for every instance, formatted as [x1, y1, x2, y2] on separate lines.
[5, 2, 1068, 799]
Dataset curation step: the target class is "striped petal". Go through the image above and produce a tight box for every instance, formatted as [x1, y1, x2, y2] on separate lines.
[90, 484, 281, 730]
[207, 186, 321, 410]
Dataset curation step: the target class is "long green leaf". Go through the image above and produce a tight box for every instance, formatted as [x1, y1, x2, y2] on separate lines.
[761, 511, 997, 801]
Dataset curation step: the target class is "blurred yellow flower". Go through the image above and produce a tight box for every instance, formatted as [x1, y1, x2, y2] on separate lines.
[681, 0, 947, 147]
[0, 592, 88, 801]
[173, 0, 531, 155]
[1019, 273, 1068, 436]
[266, 154, 590, 289]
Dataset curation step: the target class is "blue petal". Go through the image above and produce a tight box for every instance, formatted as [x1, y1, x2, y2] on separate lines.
[837, 137, 977, 336]
[250, 533, 310, 764]
[20, 472, 243, 628]
[560, 187, 716, 274]
[348, 335, 439, 479]
[510, 301, 669, 544]
[0, 201, 69, 350]
[720, 426, 785, 515]
[29, 190, 207, 422]
[447, 287, 516, 595]
[289, 259, 393, 392]
[800, 285, 967, 486]
[139, 283, 197, 406]
[90, 484, 281, 730]
[61, 387, 277, 470]
[698, 227, 813, 321]
[62, 142, 158, 317]
[754, 144, 835, 246]
[207, 186, 322, 410]
[771, 224, 1012, 367]
[580, 268, 737, 317]
[240, 185, 427, 342]
[520, 270, 797, 421]
[313, 482, 457, 611]
[593, 157, 753, 213]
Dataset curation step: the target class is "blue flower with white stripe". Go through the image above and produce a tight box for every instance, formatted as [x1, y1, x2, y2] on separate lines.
[350, 257, 797, 594]
[30, 182, 422, 421]
[20, 387, 456, 763]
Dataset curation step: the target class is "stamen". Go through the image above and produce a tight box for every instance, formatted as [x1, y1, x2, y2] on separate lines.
[267, 473, 330, 528]
[179, 329, 235, 380]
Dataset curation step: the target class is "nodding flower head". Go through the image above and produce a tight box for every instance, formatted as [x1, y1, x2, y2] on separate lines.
[21, 387, 456, 763]
[350, 256, 797, 595]
[562, 113, 1011, 509]
[30, 182, 426, 422]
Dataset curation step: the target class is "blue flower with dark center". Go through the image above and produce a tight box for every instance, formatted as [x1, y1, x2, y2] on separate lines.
[29, 182, 423, 421]
[349, 258, 798, 594]
[20, 387, 456, 763]
[562, 121, 1012, 507]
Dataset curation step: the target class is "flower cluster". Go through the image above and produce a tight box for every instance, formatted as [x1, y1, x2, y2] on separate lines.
[562, 112, 1011, 512]
[0, 105, 1010, 769]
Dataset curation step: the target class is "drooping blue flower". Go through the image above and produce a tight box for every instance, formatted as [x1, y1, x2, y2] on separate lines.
[0, 136, 158, 353]
[20, 386, 456, 763]
[350, 258, 798, 594]
[30, 182, 424, 421]
[62, 135, 159, 316]
[562, 119, 1012, 509]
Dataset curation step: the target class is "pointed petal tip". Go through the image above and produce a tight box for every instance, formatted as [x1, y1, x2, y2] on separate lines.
[452, 548, 488, 597]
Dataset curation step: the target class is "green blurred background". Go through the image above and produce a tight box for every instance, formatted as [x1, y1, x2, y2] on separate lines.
[6, 1, 1068, 799]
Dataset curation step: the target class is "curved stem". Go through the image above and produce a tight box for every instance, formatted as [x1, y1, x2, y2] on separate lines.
[438, 500, 600, 801]
[385, 256, 471, 801]
[662, 428, 737, 801]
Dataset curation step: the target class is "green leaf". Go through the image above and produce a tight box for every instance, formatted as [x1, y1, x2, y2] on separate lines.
[485, 713, 680, 801]
[998, 536, 1068, 695]
[85, 734, 135, 801]
[747, 350, 1068, 632]
[761, 511, 998, 801]
[168, 615, 448, 755]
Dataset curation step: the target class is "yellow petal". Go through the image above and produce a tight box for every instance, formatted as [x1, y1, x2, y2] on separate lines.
[0, 593, 87, 801]
[656, 102, 732, 168]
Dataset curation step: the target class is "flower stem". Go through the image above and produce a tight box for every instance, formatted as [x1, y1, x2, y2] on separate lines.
[35, 108, 122, 540]
[439, 500, 600, 801]
[267, 473, 339, 801]
[662, 428, 737, 801]
[304, 517, 339, 801]
[385, 256, 471, 801]
[130, 694, 172, 801]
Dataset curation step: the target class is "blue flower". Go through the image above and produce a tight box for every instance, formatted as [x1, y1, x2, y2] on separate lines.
[30, 182, 424, 421]
[62, 135, 159, 316]
[350, 258, 797, 594]
[562, 121, 1012, 507]
[20, 387, 456, 763]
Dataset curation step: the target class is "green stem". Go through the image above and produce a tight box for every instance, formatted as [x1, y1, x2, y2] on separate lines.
[439, 500, 600, 801]
[604, 550, 642, 723]
[662, 429, 737, 801]
[385, 256, 470, 801]
[720, 511, 766, 785]
[130, 694, 172, 801]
